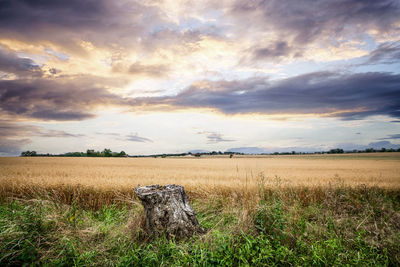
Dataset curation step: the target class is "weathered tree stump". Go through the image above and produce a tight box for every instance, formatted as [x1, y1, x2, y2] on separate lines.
[134, 184, 204, 238]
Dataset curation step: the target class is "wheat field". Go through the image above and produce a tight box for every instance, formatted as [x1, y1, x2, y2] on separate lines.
[1, 154, 400, 190]
[1, 153, 399, 204]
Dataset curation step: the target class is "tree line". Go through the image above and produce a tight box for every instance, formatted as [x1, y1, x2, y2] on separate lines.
[267, 147, 400, 155]
[21, 149, 127, 157]
[20, 147, 400, 157]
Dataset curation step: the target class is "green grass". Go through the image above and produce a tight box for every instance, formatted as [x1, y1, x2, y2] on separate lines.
[1, 185, 400, 266]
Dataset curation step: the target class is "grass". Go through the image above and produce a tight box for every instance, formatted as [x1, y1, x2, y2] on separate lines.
[1, 178, 399, 266]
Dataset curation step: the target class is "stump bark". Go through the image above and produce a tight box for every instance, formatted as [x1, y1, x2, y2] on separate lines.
[134, 184, 204, 238]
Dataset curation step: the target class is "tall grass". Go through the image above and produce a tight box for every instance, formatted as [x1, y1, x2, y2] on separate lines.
[0, 156, 399, 210]
[1, 155, 400, 197]
[1, 173, 399, 265]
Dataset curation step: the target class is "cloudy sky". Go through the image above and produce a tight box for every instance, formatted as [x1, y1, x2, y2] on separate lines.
[1, 0, 400, 155]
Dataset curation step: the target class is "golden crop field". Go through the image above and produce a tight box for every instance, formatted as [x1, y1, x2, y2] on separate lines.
[1, 153, 399, 198]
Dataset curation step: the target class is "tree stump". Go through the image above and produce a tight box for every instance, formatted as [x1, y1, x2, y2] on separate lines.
[134, 184, 204, 238]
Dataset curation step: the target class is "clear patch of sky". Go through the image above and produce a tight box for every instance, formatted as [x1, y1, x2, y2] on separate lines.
[44, 48, 69, 61]
[177, 10, 227, 36]
[352, 61, 400, 74]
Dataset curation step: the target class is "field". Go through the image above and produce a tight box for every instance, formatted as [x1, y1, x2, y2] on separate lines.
[1, 154, 400, 265]
[1, 153, 400, 204]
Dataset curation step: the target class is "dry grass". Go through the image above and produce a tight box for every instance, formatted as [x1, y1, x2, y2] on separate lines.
[1, 153, 399, 208]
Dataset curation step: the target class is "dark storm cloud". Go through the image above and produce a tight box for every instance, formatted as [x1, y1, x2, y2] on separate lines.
[1, 0, 399, 64]
[0, 0, 105, 29]
[2, 71, 400, 122]
[229, 0, 400, 61]
[0, 0, 107, 50]
[0, 47, 42, 76]
[0, 0, 204, 56]
[365, 41, 400, 65]
[0, 78, 130, 121]
[139, 71, 400, 119]
[252, 42, 292, 60]
[243, 41, 303, 64]
[231, 0, 400, 42]
[0, 0, 170, 53]
[126, 134, 153, 143]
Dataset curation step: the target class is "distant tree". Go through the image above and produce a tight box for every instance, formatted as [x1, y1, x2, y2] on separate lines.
[103, 148, 112, 157]
[20, 151, 37, 157]
[118, 151, 127, 157]
[328, 148, 344, 154]
[65, 152, 84, 157]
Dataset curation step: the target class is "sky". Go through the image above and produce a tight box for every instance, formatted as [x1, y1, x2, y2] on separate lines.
[1, 0, 400, 156]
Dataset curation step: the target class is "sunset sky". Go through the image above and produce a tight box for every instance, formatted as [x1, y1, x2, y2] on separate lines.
[1, 0, 400, 155]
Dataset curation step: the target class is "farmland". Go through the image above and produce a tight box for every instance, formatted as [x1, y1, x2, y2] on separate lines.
[1, 153, 400, 199]
[1, 154, 400, 265]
